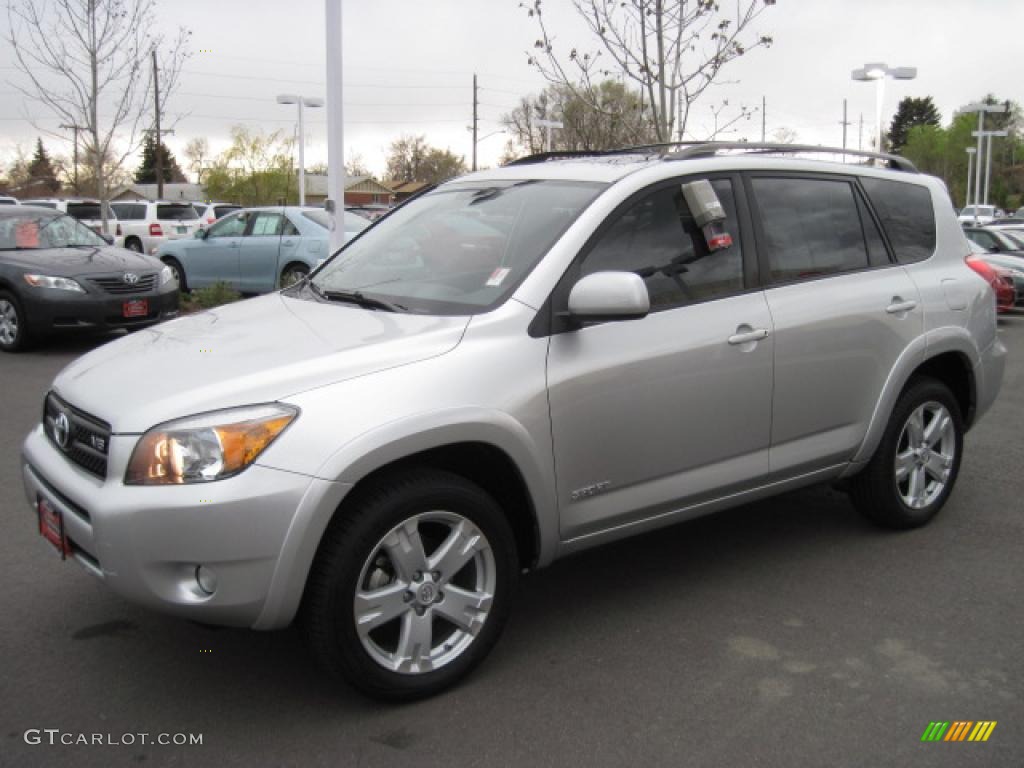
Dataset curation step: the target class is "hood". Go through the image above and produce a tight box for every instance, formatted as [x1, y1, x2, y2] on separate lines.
[1, 246, 163, 277]
[53, 293, 470, 432]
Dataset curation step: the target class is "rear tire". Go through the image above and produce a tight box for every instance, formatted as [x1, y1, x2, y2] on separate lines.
[125, 237, 143, 253]
[301, 469, 518, 701]
[163, 258, 188, 293]
[0, 290, 31, 352]
[849, 377, 963, 529]
[280, 262, 309, 289]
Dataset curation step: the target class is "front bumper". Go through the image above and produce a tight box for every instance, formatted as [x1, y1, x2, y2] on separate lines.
[22, 424, 349, 629]
[21, 286, 179, 335]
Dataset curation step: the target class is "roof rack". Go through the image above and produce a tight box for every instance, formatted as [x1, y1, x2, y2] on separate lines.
[506, 141, 917, 173]
[667, 142, 918, 172]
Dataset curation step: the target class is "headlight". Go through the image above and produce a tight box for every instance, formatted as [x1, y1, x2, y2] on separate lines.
[23, 274, 86, 293]
[125, 404, 298, 485]
[159, 265, 176, 285]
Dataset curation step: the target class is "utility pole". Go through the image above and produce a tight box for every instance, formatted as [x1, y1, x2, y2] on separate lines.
[840, 99, 851, 151]
[761, 96, 766, 142]
[858, 113, 864, 151]
[472, 74, 479, 172]
[59, 123, 85, 194]
[965, 147, 975, 210]
[960, 102, 1007, 221]
[152, 49, 164, 199]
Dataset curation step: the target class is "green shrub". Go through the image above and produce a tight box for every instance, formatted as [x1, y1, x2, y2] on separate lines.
[180, 282, 243, 313]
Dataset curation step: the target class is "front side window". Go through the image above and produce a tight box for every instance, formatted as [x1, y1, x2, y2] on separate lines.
[752, 177, 870, 283]
[309, 180, 604, 315]
[578, 178, 744, 310]
[207, 211, 249, 238]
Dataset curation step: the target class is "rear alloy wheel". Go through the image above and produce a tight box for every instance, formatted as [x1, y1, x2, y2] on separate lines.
[850, 377, 963, 529]
[302, 470, 517, 700]
[280, 263, 309, 289]
[0, 291, 29, 352]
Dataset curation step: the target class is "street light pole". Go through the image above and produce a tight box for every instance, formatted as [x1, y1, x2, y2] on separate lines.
[851, 62, 916, 154]
[965, 147, 976, 210]
[277, 94, 324, 206]
[325, 0, 346, 254]
[960, 103, 1007, 222]
[976, 129, 1009, 208]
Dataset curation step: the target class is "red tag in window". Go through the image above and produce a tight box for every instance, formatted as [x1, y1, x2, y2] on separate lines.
[16, 221, 40, 248]
[707, 232, 733, 251]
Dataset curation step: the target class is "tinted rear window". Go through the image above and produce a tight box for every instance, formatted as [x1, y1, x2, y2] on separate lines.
[111, 203, 146, 220]
[157, 204, 198, 221]
[213, 205, 241, 218]
[66, 203, 102, 219]
[861, 178, 936, 264]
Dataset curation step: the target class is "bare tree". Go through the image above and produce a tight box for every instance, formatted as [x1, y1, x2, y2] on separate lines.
[524, 0, 774, 143]
[6, 0, 189, 229]
[183, 137, 210, 184]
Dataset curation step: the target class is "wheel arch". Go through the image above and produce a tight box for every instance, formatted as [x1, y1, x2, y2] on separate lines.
[848, 331, 979, 470]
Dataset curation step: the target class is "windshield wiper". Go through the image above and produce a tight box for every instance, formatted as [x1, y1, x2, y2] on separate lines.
[309, 282, 405, 312]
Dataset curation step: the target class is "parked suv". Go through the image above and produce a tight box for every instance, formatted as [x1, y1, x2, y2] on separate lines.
[110, 200, 201, 254]
[22, 144, 1005, 700]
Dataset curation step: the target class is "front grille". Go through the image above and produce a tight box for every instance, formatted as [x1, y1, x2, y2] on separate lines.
[88, 274, 158, 294]
[43, 393, 111, 479]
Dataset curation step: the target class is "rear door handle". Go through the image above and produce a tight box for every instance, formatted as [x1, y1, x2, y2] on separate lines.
[728, 328, 770, 345]
[886, 298, 917, 314]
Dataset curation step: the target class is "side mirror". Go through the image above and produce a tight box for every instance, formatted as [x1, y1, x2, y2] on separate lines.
[100, 233, 114, 245]
[567, 271, 650, 323]
[194, 228, 207, 239]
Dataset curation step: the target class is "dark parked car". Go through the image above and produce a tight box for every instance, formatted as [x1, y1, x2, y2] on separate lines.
[963, 226, 1024, 256]
[0, 206, 179, 352]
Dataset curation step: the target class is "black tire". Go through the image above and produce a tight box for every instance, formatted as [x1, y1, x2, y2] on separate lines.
[163, 258, 188, 293]
[849, 377, 964, 529]
[280, 262, 309, 288]
[301, 468, 518, 701]
[125, 237, 143, 253]
[0, 290, 31, 353]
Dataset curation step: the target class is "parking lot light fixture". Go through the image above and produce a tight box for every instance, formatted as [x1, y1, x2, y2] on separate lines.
[276, 94, 324, 206]
[851, 62, 917, 153]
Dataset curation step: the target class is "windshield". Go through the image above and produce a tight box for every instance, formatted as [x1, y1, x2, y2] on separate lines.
[308, 180, 604, 314]
[0, 212, 107, 250]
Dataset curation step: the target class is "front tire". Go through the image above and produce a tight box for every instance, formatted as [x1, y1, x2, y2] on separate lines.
[302, 469, 518, 701]
[0, 291, 31, 352]
[163, 258, 188, 293]
[280, 262, 309, 288]
[849, 377, 963, 529]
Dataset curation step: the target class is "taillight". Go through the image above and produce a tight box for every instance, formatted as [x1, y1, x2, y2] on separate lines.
[149, 222, 163, 237]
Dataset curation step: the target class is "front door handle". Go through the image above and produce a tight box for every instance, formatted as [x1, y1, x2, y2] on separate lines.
[728, 327, 770, 345]
[886, 298, 917, 314]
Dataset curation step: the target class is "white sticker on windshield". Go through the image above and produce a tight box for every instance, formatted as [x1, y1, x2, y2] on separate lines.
[486, 267, 511, 287]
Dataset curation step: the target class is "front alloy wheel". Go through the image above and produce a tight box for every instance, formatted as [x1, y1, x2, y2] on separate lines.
[355, 512, 497, 675]
[0, 293, 28, 352]
[302, 469, 517, 700]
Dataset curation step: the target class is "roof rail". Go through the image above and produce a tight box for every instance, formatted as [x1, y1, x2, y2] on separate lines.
[505, 141, 917, 172]
[667, 142, 918, 172]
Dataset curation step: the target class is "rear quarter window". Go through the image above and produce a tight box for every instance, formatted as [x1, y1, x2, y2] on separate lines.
[860, 178, 936, 264]
[66, 203, 102, 219]
[157, 204, 198, 221]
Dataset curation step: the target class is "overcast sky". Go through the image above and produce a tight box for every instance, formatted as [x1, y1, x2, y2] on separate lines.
[2, 0, 1022, 179]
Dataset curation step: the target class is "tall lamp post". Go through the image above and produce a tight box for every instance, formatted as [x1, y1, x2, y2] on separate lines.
[960, 102, 1007, 222]
[851, 62, 916, 153]
[469, 129, 506, 168]
[965, 147, 976, 211]
[276, 94, 324, 206]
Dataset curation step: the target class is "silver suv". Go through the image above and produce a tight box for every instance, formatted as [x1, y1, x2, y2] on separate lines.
[22, 144, 1006, 700]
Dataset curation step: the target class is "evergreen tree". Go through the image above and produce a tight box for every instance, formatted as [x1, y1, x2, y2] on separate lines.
[888, 97, 941, 153]
[135, 133, 187, 184]
[27, 138, 60, 195]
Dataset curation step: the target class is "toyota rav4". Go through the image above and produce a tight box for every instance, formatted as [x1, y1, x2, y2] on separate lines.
[22, 143, 1006, 700]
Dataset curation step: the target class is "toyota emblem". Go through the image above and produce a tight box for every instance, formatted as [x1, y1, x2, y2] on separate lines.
[54, 411, 70, 449]
[123, 272, 140, 285]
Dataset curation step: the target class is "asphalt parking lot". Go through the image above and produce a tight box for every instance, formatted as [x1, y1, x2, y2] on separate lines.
[1, 319, 1022, 768]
